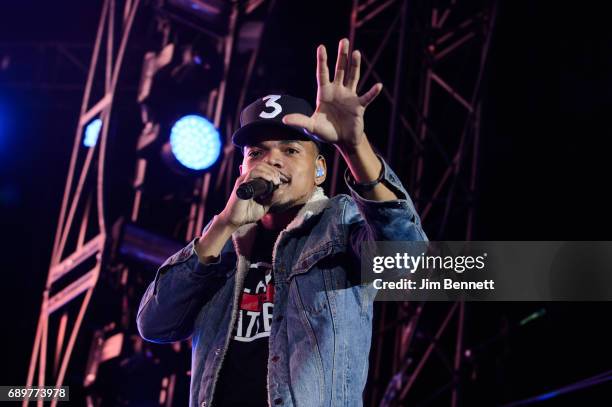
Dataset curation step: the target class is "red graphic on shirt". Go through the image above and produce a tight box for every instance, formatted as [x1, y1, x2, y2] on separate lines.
[240, 284, 275, 312]
[233, 262, 275, 342]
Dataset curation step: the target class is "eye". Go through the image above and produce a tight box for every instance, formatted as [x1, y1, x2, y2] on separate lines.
[285, 147, 299, 155]
[247, 150, 262, 158]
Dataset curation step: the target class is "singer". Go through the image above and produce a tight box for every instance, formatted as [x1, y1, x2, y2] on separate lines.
[137, 38, 427, 407]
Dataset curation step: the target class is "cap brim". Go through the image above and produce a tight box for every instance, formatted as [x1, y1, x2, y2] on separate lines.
[232, 121, 321, 148]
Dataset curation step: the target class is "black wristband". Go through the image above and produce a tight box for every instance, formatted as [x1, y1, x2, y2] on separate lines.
[346, 157, 385, 192]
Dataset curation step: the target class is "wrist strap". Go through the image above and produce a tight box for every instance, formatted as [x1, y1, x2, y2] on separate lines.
[347, 158, 385, 192]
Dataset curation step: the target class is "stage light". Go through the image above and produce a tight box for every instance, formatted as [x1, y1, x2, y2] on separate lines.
[84, 118, 102, 147]
[111, 218, 184, 268]
[136, 40, 223, 175]
[163, 0, 232, 35]
[168, 114, 221, 171]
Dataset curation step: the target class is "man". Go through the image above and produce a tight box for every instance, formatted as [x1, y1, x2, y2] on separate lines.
[137, 38, 427, 407]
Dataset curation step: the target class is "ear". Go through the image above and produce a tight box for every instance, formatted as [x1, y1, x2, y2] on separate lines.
[314, 154, 327, 186]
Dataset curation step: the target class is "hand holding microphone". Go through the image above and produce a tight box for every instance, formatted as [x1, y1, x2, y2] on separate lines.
[217, 163, 288, 228]
[236, 178, 278, 200]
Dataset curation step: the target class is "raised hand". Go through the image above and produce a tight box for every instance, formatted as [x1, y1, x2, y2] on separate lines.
[282, 38, 383, 151]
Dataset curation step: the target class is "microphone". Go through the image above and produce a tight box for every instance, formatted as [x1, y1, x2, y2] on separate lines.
[236, 178, 278, 200]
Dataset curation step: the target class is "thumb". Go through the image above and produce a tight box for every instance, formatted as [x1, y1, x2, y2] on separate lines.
[358, 82, 383, 108]
[282, 114, 314, 132]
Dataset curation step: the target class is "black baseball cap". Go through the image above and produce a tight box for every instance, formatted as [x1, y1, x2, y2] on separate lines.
[232, 94, 323, 150]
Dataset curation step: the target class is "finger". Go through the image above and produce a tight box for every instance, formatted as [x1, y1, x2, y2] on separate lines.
[248, 166, 281, 185]
[333, 38, 349, 85]
[316, 45, 330, 86]
[235, 172, 249, 184]
[257, 162, 288, 181]
[282, 113, 315, 133]
[358, 82, 383, 108]
[346, 49, 361, 90]
[255, 162, 290, 183]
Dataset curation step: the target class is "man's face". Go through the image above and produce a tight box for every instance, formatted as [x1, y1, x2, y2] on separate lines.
[241, 135, 325, 213]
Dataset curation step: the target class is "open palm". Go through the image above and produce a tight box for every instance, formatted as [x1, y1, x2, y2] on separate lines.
[282, 38, 383, 150]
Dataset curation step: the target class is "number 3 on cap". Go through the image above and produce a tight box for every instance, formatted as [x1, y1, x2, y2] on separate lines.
[259, 95, 282, 119]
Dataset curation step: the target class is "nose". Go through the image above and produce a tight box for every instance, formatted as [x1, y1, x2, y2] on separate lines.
[264, 149, 284, 168]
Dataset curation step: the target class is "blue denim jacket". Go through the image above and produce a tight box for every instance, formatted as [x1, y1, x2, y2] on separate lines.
[137, 156, 427, 407]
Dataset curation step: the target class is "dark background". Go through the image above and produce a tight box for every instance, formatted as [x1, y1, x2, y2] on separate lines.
[1, 0, 611, 405]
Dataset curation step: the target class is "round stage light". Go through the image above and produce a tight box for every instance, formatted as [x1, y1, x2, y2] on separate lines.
[169, 115, 221, 171]
[84, 118, 102, 147]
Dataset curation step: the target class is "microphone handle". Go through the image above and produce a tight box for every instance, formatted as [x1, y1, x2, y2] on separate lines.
[236, 178, 277, 200]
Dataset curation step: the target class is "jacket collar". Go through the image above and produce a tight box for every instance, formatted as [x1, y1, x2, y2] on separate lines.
[231, 186, 329, 259]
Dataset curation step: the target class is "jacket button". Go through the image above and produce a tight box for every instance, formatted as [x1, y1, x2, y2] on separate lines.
[201, 402, 207, 407]
[271, 355, 280, 362]
[214, 348, 221, 355]
[274, 398, 283, 405]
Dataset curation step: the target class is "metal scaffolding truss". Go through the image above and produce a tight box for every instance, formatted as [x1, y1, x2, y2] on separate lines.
[341, 0, 496, 241]
[347, 0, 498, 405]
[24, 1, 141, 405]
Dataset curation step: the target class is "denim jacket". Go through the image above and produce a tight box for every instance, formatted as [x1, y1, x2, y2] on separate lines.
[137, 156, 427, 407]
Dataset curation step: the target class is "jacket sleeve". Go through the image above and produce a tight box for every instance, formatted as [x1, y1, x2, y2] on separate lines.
[136, 231, 236, 344]
[345, 154, 428, 254]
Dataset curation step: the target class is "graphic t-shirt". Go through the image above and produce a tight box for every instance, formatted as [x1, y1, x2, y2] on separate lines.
[212, 224, 279, 407]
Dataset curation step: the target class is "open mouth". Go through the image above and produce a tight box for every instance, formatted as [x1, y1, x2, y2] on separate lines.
[279, 174, 291, 186]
